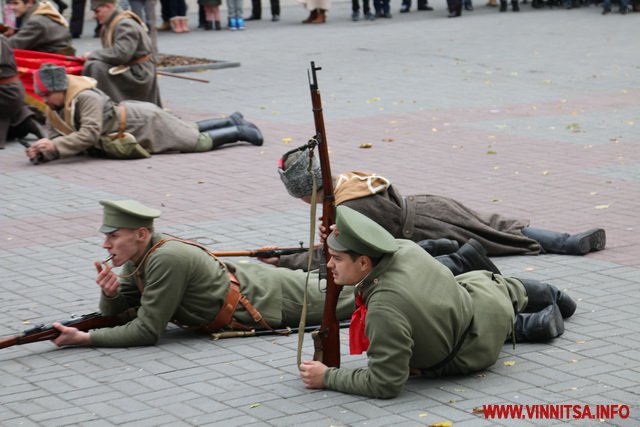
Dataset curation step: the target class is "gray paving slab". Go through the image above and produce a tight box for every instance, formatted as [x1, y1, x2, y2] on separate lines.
[1, 1, 640, 426]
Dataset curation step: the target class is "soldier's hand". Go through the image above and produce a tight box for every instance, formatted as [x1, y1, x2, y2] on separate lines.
[26, 139, 57, 161]
[95, 261, 119, 297]
[299, 360, 327, 389]
[256, 246, 280, 267]
[51, 322, 91, 347]
[317, 223, 336, 245]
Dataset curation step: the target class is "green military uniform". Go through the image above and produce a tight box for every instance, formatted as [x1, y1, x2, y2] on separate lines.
[7, 1, 75, 55]
[90, 200, 356, 347]
[83, 7, 161, 106]
[322, 206, 528, 399]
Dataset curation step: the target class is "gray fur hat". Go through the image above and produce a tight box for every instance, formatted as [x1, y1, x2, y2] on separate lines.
[278, 149, 323, 198]
[34, 63, 68, 96]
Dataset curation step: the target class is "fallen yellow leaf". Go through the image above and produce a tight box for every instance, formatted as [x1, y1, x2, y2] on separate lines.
[472, 407, 485, 414]
[382, 138, 394, 142]
[487, 150, 497, 155]
[249, 403, 261, 409]
[419, 412, 429, 418]
[542, 170, 550, 176]
[503, 360, 516, 366]
[281, 137, 292, 144]
[429, 422, 452, 427]
[524, 267, 534, 272]
[543, 79, 552, 84]
[595, 205, 609, 209]
[359, 143, 373, 149]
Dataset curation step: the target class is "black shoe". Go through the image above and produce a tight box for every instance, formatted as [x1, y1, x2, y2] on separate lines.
[399, 4, 410, 11]
[565, 228, 606, 255]
[417, 238, 459, 256]
[464, 3, 474, 9]
[246, 15, 261, 20]
[602, 6, 610, 12]
[448, 10, 461, 16]
[620, 6, 628, 12]
[418, 5, 434, 9]
[382, 11, 393, 17]
[499, 1, 508, 10]
[519, 278, 577, 319]
[512, 1, 520, 10]
[272, 14, 280, 21]
[515, 304, 564, 343]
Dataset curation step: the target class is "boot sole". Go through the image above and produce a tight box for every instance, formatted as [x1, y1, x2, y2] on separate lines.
[577, 228, 606, 254]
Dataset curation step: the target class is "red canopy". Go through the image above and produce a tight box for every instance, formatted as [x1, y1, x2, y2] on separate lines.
[13, 49, 85, 111]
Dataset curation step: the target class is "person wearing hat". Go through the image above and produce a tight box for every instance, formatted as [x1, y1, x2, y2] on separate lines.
[1, 34, 44, 149]
[80, 0, 161, 106]
[3, 0, 75, 55]
[52, 199, 357, 347]
[277, 148, 606, 259]
[266, 147, 502, 277]
[298, 205, 577, 398]
[25, 63, 263, 163]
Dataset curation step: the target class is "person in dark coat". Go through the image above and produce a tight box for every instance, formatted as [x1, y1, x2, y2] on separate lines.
[277, 148, 606, 259]
[0, 34, 43, 149]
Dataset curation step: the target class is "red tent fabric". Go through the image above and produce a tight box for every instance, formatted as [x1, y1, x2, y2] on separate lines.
[13, 49, 85, 112]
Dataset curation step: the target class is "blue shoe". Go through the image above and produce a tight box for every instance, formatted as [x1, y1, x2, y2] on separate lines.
[237, 17, 245, 29]
[229, 17, 237, 30]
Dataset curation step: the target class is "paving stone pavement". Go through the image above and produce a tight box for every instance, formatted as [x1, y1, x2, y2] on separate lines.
[1, 2, 639, 426]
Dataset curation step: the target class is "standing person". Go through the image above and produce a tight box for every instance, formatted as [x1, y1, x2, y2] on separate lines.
[301, 0, 329, 23]
[25, 64, 264, 163]
[82, 0, 162, 106]
[199, 0, 222, 30]
[0, 34, 43, 149]
[226, 0, 245, 29]
[373, 0, 391, 17]
[299, 206, 577, 398]
[3, 0, 75, 54]
[399, 0, 433, 13]
[69, 0, 101, 38]
[351, 0, 373, 21]
[50, 199, 357, 348]
[278, 149, 606, 258]
[246, 0, 280, 21]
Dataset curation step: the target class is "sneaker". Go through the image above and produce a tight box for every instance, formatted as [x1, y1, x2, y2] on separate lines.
[351, 10, 360, 20]
[237, 17, 246, 29]
[229, 17, 237, 30]
[365, 11, 376, 19]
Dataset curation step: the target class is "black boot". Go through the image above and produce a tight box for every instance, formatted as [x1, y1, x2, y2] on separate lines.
[518, 278, 576, 318]
[500, 0, 508, 9]
[512, 0, 520, 9]
[435, 238, 501, 276]
[521, 227, 606, 255]
[417, 238, 459, 256]
[196, 112, 243, 132]
[207, 125, 263, 149]
[514, 304, 564, 342]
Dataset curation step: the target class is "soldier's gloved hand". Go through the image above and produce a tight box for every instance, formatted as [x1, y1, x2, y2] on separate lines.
[95, 261, 120, 297]
[256, 246, 280, 267]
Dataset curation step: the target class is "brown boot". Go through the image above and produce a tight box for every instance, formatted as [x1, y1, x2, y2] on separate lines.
[157, 20, 171, 31]
[310, 8, 326, 23]
[302, 8, 318, 23]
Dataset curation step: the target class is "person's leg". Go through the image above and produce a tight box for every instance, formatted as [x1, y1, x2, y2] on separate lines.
[213, 5, 221, 29]
[69, 0, 86, 37]
[435, 239, 501, 276]
[195, 112, 243, 131]
[416, 238, 459, 256]
[517, 278, 576, 318]
[248, 0, 261, 19]
[521, 227, 606, 255]
[270, 0, 280, 18]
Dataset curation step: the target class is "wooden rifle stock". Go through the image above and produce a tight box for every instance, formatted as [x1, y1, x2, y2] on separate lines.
[0, 310, 133, 350]
[212, 246, 310, 258]
[308, 61, 342, 368]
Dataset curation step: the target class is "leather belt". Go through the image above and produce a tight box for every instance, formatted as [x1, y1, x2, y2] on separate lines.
[0, 75, 19, 85]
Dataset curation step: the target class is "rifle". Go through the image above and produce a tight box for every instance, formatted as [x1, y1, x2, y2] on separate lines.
[0, 310, 134, 349]
[307, 61, 342, 368]
[212, 244, 311, 258]
[212, 321, 350, 340]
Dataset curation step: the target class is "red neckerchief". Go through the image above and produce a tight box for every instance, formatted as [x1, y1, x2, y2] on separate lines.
[349, 293, 370, 354]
